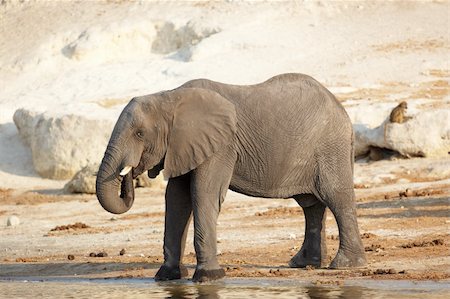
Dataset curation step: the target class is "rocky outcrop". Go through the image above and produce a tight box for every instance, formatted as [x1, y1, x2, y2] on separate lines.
[348, 103, 450, 158]
[370, 110, 450, 157]
[64, 164, 98, 194]
[151, 20, 220, 61]
[60, 18, 220, 65]
[13, 109, 114, 179]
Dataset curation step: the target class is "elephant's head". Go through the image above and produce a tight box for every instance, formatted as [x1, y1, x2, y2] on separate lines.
[96, 88, 237, 214]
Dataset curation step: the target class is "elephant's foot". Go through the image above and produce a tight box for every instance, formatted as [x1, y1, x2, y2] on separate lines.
[192, 268, 225, 283]
[155, 264, 189, 281]
[329, 249, 367, 269]
[289, 249, 323, 268]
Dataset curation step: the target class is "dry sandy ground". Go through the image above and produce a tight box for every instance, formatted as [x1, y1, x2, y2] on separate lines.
[0, 159, 449, 285]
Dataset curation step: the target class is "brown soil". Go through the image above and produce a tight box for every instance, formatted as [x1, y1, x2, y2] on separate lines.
[0, 182, 449, 283]
[372, 38, 449, 53]
[335, 60, 449, 105]
[1, 191, 91, 205]
[50, 222, 90, 231]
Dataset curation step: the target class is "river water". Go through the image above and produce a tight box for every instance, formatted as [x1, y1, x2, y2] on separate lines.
[0, 278, 449, 298]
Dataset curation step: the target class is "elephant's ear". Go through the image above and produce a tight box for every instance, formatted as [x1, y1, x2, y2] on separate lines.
[163, 88, 237, 179]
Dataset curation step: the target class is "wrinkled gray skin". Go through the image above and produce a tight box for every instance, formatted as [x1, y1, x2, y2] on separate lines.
[96, 73, 366, 283]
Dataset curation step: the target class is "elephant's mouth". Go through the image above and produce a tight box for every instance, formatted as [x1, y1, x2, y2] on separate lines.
[133, 158, 165, 180]
[120, 171, 134, 208]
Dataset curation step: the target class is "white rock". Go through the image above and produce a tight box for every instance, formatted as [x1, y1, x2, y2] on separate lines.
[366, 110, 450, 158]
[6, 215, 20, 226]
[62, 18, 157, 64]
[64, 164, 98, 194]
[384, 110, 450, 157]
[14, 109, 114, 179]
[347, 102, 450, 158]
[152, 20, 221, 61]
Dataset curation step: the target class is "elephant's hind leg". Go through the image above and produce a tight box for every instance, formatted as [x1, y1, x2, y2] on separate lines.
[289, 195, 327, 268]
[321, 188, 367, 269]
[155, 174, 192, 281]
[315, 143, 367, 268]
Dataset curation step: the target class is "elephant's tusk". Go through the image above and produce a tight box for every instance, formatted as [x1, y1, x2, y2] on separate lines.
[120, 166, 132, 176]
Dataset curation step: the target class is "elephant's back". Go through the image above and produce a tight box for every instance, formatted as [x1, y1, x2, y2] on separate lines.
[182, 74, 347, 119]
[181, 74, 351, 144]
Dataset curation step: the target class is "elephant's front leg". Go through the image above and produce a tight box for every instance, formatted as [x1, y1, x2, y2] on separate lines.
[190, 152, 235, 283]
[155, 175, 192, 281]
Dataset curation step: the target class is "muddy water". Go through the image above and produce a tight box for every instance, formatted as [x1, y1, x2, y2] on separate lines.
[1, 278, 449, 299]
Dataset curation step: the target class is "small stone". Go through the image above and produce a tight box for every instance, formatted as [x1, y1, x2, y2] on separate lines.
[67, 254, 75, 260]
[119, 249, 126, 256]
[388, 268, 397, 274]
[97, 252, 108, 257]
[89, 252, 96, 257]
[6, 215, 20, 227]
[405, 189, 413, 197]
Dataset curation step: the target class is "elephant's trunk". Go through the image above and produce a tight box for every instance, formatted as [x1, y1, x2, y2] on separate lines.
[96, 153, 135, 214]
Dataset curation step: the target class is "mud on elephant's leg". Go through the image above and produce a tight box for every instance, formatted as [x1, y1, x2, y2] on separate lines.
[155, 175, 192, 281]
[289, 198, 327, 268]
[325, 190, 367, 269]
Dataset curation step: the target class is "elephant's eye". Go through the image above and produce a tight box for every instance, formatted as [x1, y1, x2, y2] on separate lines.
[136, 131, 144, 138]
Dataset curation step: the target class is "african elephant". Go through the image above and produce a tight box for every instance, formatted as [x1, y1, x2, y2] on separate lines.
[96, 73, 366, 282]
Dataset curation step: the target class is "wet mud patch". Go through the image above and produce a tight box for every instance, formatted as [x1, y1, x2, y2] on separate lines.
[0, 260, 160, 278]
[366, 270, 450, 281]
[356, 195, 450, 221]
